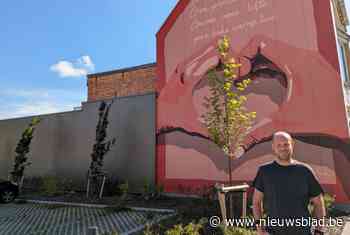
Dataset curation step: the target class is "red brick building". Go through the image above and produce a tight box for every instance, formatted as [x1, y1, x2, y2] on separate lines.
[87, 63, 156, 101]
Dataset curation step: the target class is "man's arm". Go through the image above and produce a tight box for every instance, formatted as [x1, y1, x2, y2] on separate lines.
[310, 194, 326, 233]
[253, 188, 267, 235]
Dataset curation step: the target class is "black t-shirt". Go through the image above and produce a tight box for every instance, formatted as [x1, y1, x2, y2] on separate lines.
[252, 160, 324, 235]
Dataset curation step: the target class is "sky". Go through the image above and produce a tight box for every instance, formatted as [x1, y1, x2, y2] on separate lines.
[0, 0, 178, 120]
[0, 0, 350, 120]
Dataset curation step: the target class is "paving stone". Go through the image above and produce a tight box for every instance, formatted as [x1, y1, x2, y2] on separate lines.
[0, 203, 174, 235]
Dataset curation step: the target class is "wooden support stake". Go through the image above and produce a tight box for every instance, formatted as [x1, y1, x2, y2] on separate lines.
[218, 191, 227, 223]
[99, 176, 106, 199]
[86, 178, 90, 198]
[242, 190, 247, 218]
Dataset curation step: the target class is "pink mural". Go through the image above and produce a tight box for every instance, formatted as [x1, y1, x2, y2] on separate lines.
[156, 0, 350, 202]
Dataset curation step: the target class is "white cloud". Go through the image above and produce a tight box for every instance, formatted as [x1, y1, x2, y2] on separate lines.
[0, 89, 50, 98]
[0, 88, 86, 120]
[50, 61, 88, 78]
[78, 55, 95, 70]
[50, 55, 95, 78]
[0, 101, 76, 120]
[12, 101, 63, 116]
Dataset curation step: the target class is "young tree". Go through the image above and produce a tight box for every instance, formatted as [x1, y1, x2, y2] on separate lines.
[202, 36, 256, 185]
[87, 101, 116, 198]
[11, 117, 41, 187]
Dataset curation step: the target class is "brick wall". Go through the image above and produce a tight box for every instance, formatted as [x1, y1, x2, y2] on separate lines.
[87, 63, 156, 101]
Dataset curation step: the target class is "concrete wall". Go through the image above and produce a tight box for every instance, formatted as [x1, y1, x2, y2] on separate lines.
[0, 93, 156, 191]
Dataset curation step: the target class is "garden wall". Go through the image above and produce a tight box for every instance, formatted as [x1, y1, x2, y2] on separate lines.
[0, 92, 156, 192]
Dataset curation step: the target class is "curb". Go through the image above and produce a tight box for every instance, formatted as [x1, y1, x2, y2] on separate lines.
[17, 199, 176, 213]
[128, 206, 175, 213]
[20, 199, 108, 208]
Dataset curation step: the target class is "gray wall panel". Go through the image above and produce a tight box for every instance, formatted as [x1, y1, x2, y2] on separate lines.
[0, 93, 155, 191]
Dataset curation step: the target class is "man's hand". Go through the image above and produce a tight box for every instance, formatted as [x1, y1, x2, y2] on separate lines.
[257, 231, 269, 235]
[253, 189, 268, 235]
[256, 226, 269, 235]
[310, 194, 326, 233]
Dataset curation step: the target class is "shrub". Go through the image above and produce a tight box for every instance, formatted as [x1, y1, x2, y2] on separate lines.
[22, 176, 43, 193]
[11, 117, 41, 187]
[41, 175, 59, 196]
[219, 225, 257, 235]
[143, 181, 154, 200]
[323, 193, 335, 214]
[142, 219, 257, 235]
[87, 101, 116, 199]
[165, 223, 202, 235]
[143, 224, 154, 235]
[142, 182, 164, 200]
[156, 184, 165, 196]
[308, 193, 335, 216]
[118, 181, 129, 196]
[101, 176, 118, 196]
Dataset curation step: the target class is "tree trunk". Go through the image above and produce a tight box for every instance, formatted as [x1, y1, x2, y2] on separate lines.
[228, 153, 233, 186]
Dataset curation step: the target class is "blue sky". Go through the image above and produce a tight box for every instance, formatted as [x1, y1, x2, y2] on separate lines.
[0, 0, 350, 120]
[0, 0, 178, 120]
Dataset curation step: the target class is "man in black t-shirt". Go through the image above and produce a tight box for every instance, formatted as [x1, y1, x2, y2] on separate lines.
[252, 131, 325, 235]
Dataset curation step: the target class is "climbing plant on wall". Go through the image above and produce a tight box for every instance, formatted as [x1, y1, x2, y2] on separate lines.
[87, 101, 116, 198]
[11, 117, 41, 187]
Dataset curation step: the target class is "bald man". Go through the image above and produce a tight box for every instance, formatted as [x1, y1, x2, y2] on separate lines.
[252, 131, 325, 235]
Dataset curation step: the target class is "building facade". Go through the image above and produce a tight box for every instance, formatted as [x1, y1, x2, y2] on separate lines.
[155, 0, 350, 202]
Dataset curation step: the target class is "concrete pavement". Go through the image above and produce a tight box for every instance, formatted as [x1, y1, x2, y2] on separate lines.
[0, 202, 175, 235]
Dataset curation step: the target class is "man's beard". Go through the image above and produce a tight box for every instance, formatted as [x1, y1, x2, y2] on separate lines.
[277, 151, 292, 161]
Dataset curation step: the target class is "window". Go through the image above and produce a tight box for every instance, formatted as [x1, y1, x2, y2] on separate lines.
[337, 41, 350, 83]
